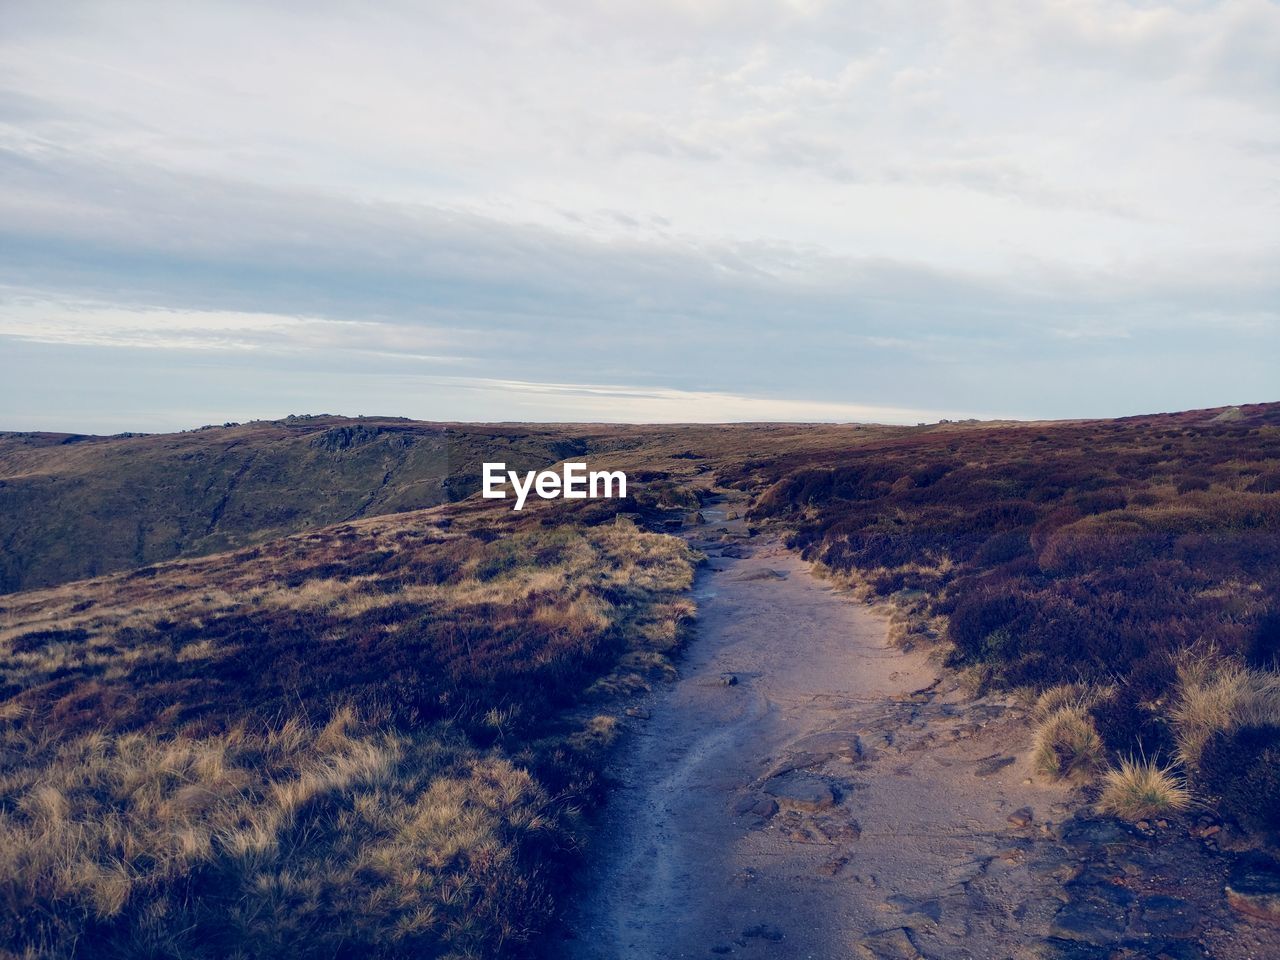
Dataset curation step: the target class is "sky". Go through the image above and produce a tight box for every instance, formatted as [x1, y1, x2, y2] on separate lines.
[1, 0, 1277, 432]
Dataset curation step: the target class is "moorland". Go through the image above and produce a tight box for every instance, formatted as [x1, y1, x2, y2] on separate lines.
[1, 402, 1278, 957]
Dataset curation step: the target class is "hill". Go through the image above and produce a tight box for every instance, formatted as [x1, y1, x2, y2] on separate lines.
[0, 416, 619, 593]
[0, 492, 696, 958]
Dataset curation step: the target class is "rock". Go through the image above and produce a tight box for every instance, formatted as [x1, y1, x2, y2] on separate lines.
[765, 751, 834, 778]
[719, 673, 738, 686]
[1226, 853, 1280, 924]
[790, 731, 862, 761]
[624, 706, 650, 719]
[1007, 806, 1034, 828]
[763, 774, 838, 811]
[974, 755, 1017, 777]
[741, 923, 784, 942]
[886, 894, 943, 923]
[734, 568, 788, 582]
[1037, 938, 1116, 959]
[854, 926, 923, 959]
[1060, 815, 1139, 848]
[820, 855, 850, 876]
[753, 797, 780, 818]
[1190, 820, 1220, 838]
[732, 794, 779, 819]
[1137, 894, 1199, 938]
[811, 817, 860, 842]
[1052, 879, 1134, 942]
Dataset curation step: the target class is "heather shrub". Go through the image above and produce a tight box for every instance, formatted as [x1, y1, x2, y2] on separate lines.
[1246, 609, 1280, 669]
[1198, 725, 1280, 833]
[1089, 687, 1176, 760]
[737, 402, 1280, 787]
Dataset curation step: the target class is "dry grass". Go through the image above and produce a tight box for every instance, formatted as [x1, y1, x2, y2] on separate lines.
[0, 709, 555, 958]
[1172, 657, 1280, 769]
[0, 501, 697, 958]
[1032, 703, 1105, 781]
[1032, 683, 1099, 723]
[1098, 757, 1192, 821]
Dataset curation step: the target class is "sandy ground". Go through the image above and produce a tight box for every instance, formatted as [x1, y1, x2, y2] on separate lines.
[559, 498, 1280, 960]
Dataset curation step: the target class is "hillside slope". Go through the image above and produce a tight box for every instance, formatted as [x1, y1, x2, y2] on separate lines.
[0, 416, 606, 593]
[0, 493, 696, 958]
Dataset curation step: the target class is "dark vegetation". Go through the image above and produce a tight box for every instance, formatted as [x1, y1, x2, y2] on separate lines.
[727, 402, 1280, 818]
[1201, 725, 1280, 833]
[0, 495, 695, 958]
[0, 416, 629, 594]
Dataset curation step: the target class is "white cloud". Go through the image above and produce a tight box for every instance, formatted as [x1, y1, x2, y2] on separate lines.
[439, 374, 975, 423]
[0, 1, 1276, 427]
[0, 293, 469, 361]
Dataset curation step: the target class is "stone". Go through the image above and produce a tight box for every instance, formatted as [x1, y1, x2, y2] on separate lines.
[763, 774, 837, 811]
[854, 926, 923, 959]
[1226, 853, 1280, 924]
[790, 731, 862, 760]
[765, 751, 834, 778]
[886, 894, 943, 923]
[820, 854, 850, 876]
[1007, 806, 1034, 828]
[734, 568, 788, 582]
[1060, 815, 1139, 848]
[741, 923, 784, 942]
[1052, 880, 1134, 942]
[973, 754, 1016, 777]
[719, 673, 738, 686]
[1037, 938, 1115, 959]
[752, 797, 780, 818]
[732, 794, 779, 819]
[1137, 894, 1199, 938]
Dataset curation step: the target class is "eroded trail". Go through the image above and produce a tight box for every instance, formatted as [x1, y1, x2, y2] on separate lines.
[561, 499, 1271, 960]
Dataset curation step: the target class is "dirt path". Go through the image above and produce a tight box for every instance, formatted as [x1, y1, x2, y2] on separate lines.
[560, 499, 1277, 960]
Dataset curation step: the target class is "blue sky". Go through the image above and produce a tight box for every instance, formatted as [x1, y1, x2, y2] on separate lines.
[1, 0, 1277, 431]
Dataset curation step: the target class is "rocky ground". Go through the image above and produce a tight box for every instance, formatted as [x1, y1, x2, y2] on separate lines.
[559, 495, 1280, 959]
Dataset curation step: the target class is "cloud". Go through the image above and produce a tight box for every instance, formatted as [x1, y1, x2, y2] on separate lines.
[0, 1, 1276, 429]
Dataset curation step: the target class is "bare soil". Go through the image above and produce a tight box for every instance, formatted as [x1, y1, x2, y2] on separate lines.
[560, 497, 1280, 960]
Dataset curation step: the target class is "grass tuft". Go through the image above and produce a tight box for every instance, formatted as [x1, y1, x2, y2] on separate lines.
[1098, 756, 1192, 821]
[1172, 658, 1280, 769]
[1032, 703, 1105, 781]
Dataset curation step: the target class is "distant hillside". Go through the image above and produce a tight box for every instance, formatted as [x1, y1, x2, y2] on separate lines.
[0, 416, 606, 593]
